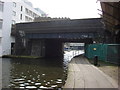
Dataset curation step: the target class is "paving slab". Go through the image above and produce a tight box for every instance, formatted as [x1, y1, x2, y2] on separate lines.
[63, 56, 118, 89]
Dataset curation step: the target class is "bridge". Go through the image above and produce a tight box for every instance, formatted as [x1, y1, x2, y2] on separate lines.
[14, 18, 104, 57]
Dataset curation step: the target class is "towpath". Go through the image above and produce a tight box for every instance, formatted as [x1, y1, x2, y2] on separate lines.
[63, 56, 118, 89]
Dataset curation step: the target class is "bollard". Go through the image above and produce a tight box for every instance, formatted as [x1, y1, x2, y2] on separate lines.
[94, 56, 98, 66]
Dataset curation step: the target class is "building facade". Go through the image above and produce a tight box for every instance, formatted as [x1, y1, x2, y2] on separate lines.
[0, 0, 46, 57]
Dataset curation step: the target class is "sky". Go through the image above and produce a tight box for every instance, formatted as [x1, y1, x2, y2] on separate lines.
[28, 0, 101, 19]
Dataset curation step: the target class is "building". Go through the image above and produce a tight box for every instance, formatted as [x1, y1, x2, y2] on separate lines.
[0, 0, 47, 57]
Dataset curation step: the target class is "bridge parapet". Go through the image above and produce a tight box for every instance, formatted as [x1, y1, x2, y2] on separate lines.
[16, 18, 104, 34]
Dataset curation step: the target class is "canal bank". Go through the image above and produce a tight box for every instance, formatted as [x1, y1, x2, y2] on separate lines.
[63, 56, 118, 89]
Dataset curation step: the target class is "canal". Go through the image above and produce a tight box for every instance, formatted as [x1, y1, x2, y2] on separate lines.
[2, 50, 84, 89]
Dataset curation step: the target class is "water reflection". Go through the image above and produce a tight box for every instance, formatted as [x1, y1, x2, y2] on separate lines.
[3, 58, 67, 89]
[2, 50, 83, 89]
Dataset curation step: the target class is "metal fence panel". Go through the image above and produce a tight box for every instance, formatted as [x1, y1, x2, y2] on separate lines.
[85, 44, 120, 64]
[107, 44, 120, 64]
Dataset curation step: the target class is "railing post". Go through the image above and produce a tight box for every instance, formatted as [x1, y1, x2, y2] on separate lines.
[94, 56, 98, 66]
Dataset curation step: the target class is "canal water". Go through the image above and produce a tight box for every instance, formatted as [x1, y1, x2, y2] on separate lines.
[2, 50, 84, 89]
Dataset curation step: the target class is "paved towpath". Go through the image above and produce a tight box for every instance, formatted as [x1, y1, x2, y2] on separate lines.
[63, 56, 118, 89]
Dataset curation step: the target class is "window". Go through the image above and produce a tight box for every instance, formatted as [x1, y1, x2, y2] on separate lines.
[13, 11, 16, 16]
[0, 19, 3, 29]
[25, 16, 33, 21]
[13, 2, 16, 7]
[25, 16, 28, 21]
[32, 13, 35, 17]
[0, 1, 4, 12]
[20, 14, 22, 20]
[25, 8, 29, 14]
[25, 8, 35, 18]
[29, 10, 32, 16]
[21, 6, 23, 11]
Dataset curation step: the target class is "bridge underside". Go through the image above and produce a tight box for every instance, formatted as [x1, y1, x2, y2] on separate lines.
[26, 32, 97, 39]
[15, 32, 95, 57]
[21, 38, 93, 58]
[14, 18, 104, 57]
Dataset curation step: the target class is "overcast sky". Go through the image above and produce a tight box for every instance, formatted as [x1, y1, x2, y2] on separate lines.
[28, 0, 101, 19]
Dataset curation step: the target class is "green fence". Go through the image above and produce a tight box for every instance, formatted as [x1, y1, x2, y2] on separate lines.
[85, 44, 120, 64]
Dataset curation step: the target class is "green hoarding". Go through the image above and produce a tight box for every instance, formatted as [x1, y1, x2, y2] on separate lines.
[85, 44, 120, 64]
